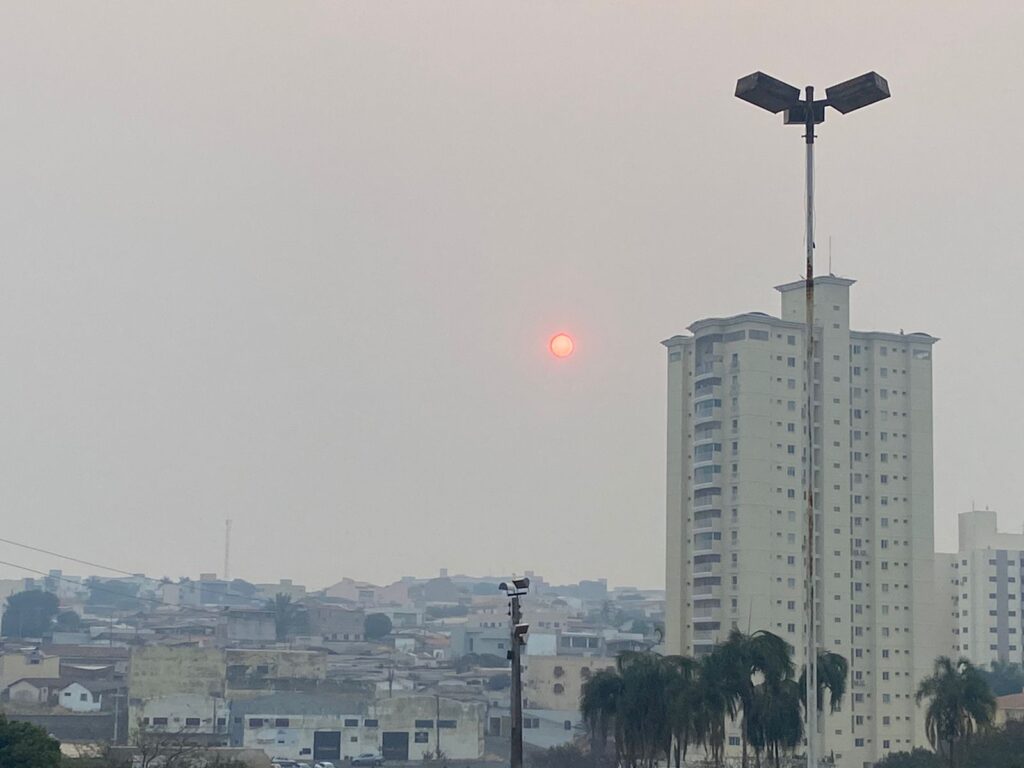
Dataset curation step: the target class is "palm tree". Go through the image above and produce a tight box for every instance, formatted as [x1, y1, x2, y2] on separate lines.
[614, 652, 674, 768]
[265, 593, 304, 641]
[665, 655, 698, 768]
[915, 656, 996, 768]
[718, 629, 794, 768]
[693, 648, 738, 767]
[799, 650, 849, 716]
[581, 667, 624, 760]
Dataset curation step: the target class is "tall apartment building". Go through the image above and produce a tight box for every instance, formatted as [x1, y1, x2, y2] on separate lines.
[663, 276, 942, 766]
[939, 509, 1024, 669]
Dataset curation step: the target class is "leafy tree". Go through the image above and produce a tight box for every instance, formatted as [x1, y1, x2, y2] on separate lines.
[981, 661, 1024, 697]
[876, 748, 944, 768]
[916, 656, 996, 768]
[1, 590, 60, 638]
[364, 612, 393, 640]
[0, 715, 61, 768]
[265, 593, 308, 640]
[85, 578, 144, 611]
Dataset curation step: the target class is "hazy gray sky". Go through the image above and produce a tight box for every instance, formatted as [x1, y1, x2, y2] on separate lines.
[0, 2, 1020, 590]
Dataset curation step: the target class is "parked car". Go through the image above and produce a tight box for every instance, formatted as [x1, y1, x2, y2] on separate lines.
[314, 763, 336, 768]
[271, 761, 303, 768]
[351, 754, 384, 767]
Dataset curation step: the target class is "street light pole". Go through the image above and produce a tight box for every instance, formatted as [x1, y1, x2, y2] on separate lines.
[735, 70, 890, 768]
[499, 578, 530, 768]
[802, 83, 818, 768]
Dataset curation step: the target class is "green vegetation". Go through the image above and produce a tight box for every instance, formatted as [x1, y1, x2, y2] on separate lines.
[1, 590, 60, 638]
[915, 656, 996, 768]
[0, 715, 61, 768]
[580, 629, 842, 768]
[980, 661, 1024, 697]
[364, 612, 393, 640]
[265, 593, 308, 640]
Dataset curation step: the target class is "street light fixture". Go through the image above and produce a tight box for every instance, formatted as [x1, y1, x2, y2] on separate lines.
[500, 577, 530, 768]
[735, 70, 889, 768]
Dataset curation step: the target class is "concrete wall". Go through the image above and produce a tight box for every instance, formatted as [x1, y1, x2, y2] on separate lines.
[522, 655, 615, 710]
[132, 693, 229, 742]
[129, 646, 226, 699]
[225, 649, 327, 683]
[7, 712, 114, 743]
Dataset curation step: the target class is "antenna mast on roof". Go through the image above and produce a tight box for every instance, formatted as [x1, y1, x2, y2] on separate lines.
[224, 519, 232, 581]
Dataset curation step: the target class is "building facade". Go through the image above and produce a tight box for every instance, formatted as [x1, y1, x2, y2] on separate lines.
[664, 276, 942, 765]
[945, 509, 1024, 668]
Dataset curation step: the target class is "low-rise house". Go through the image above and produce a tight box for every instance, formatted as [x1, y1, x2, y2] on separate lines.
[306, 602, 365, 642]
[218, 609, 277, 645]
[231, 693, 484, 763]
[0, 649, 61, 690]
[7, 677, 63, 705]
[57, 680, 125, 713]
[996, 692, 1024, 725]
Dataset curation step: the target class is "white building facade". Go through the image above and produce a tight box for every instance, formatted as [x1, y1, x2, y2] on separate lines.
[944, 509, 1024, 668]
[664, 276, 943, 766]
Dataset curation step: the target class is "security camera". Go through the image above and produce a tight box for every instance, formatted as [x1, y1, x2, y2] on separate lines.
[512, 577, 530, 590]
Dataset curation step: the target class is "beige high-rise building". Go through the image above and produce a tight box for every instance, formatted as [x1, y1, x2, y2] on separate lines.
[663, 276, 942, 766]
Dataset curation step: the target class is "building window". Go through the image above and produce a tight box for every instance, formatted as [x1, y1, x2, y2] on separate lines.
[249, 719, 264, 728]
[153, 718, 169, 726]
[345, 719, 359, 727]
[438, 720, 458, 729]
[185, 718, 201, 727]
[274, 719, 289, 727]
[364, 719, 379, 728]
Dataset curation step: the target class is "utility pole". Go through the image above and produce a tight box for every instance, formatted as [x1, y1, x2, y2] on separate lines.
[500, 578, 530, 768]
[112, 691, 125, 745]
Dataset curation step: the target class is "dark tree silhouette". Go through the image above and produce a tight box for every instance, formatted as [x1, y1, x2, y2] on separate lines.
[1, 590, 60, 638]
[364, 612, 393, 640]
[0, 715, 61, 767]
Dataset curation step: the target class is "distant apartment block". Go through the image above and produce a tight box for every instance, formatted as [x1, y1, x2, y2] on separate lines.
[663, 276, 943, 765]
[939, 509, 1024, 668]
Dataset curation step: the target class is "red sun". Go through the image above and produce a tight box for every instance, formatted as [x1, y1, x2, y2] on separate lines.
[549, 333, 575, 358]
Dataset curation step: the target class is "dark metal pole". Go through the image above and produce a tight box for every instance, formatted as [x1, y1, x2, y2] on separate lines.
[510, 594, 523, 768]
[803, 84, 818, 768]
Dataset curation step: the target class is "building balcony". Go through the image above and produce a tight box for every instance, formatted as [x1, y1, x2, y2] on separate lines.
[695, 361, 719, 378]
[691, 584, 720, 597]
[693, 494, 722, 511]
[693, 512, 722, 531]
[694, 409, 723, 424]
